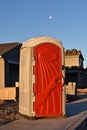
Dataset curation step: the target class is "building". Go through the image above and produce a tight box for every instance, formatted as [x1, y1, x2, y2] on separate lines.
[65, 49, 87, 88]
[0, 42, 22, 88]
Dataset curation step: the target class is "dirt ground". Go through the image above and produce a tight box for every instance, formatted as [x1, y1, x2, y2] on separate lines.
[0, 89, 87, 129]
[0, 100, 22, 126]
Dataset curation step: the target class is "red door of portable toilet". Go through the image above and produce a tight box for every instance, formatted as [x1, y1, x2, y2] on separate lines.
[34, 43, 64, 117]
[19, 36, 65, 118]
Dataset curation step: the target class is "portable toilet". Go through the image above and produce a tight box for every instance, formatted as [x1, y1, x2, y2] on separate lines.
[19, 36, 66, 117]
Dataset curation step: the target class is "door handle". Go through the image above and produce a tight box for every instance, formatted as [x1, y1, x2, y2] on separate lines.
[54, 75, 64, 87]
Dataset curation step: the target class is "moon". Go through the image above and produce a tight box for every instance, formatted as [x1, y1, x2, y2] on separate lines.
[49, 16, 53, 20]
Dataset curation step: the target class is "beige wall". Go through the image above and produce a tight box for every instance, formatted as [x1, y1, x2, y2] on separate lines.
[0, 87, 16, 100]
[0, 57, 5, 88]
[65, 55, 79, 67]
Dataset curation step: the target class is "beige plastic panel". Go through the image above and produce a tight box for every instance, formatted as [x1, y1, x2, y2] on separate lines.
[19, 47, 35, 116]
[22, 36, 64, 67]
[0, 58, 5, 88]
[19, 36, 65, 117]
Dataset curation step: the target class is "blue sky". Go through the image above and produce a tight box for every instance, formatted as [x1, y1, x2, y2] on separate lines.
[0, 0, 87, 67]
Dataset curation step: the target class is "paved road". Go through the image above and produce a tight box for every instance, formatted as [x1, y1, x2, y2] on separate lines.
[0, 94, 87, 130]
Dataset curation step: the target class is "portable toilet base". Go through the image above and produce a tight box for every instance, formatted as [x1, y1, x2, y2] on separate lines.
[19, 36, 66, 118]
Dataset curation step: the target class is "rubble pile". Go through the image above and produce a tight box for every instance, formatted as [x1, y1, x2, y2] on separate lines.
[0, 100, 22, 126]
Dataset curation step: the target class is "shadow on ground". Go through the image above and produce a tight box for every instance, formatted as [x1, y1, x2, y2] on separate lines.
[66, 94, 87, 117]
